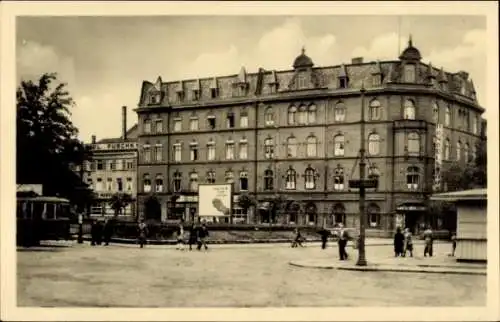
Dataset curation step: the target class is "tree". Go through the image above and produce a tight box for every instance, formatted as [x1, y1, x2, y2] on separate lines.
[267, 194, 291, 224]
[237, 193, 256, 223]
[17, 73, 90, 202]
[109, 193, 133, 217]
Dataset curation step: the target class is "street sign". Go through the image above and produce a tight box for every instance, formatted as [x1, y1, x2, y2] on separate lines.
[348, 179, 378, 189]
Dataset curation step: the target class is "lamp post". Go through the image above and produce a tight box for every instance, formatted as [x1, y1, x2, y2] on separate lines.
[356, 84, 367, 266]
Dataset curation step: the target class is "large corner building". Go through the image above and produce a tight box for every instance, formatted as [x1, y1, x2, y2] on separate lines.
[135, 38, 485, 236]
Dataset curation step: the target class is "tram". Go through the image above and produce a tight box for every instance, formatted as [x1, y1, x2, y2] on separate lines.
[17, 196, 74, 246]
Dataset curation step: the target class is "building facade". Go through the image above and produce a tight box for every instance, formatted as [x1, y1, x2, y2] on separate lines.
[135, 39, 485, 235]
[80, 106, 139, 220]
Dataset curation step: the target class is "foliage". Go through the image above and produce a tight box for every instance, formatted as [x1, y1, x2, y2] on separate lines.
[266, 194, 293, 223]
[109, 193, 133, 217]
[144, 194, 161, 221]
[237, 193, 257, 212]
[16, 73, 90, 202]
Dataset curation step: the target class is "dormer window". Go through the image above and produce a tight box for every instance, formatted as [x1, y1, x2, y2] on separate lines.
[403, 64, 416, 83]
[193, 89, 200, 101]
[338, 64, 349, 89]
[211, 88, 218, 99]
[339, 78, 348, 89]
[150, 92, 161, 105]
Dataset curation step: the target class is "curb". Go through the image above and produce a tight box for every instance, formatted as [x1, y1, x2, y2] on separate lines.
[288, 261, 487, 275]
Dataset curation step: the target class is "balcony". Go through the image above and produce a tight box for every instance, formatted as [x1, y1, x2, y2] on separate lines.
[393, 119, 427, 131]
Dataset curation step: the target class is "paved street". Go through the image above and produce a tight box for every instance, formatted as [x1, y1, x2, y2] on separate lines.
[17, 242, 486, 307]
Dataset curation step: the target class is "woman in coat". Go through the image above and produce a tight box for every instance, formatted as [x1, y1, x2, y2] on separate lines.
[394, 227, 405, 257]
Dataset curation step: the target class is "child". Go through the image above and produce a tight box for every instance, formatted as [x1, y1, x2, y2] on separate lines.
[403, 228, 413, 257]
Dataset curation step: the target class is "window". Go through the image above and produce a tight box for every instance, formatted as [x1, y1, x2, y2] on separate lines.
[173, 143, 182, 162]
[334, 102, 346, 122]
[432, 101, 439, 123]
[298, 105, 307, 124]
[333, 167, 344, 191]
[304, 167, 316, 190]
[264, 138, 274, 159]
[369, 100, 381, 121]
[173, 171, 182, 192]
[126, 160, 134, 170]
[285, 168, 297, 190]
[444, 138, 450, 160]
[126, 177, 132, 191]
[155, 175, 164, 192]
[143, 174, 151, 193]
[173, 119, 182, 132]
[368, 133, 380, 155]
[96, 178, 103, 191]
[211, 88, 218, 99]
[154, 143, 162, 162]
[155, 119, 163, 133]
[445, 106, 451, 126]
[206, 171, 216, 184]
[143, 144, 151, 163]
[334, 135, 345, 156]
[406, 166, 420, 190]
[189, 142, 198, 161]
[150, 93, 160, 104]
[287, 136, 297, 157]
[240, 112, 249, 128]
[225, 141, 235, 160]
[264, 169, 274, 191]
[407, 132, 420, 155]
[456, 141, 462, 161]
[207, 140, 216, 161]
[306, 136, 317, 157]
[115, 178, 122, 192]
[226, 113, 235, 128]
[207, 116, 216, 130]
[107, 178, 113, 191]
[116, 159, 123, 171]
[404, 64, 416, 83]
[464, 143, 470, 163]
[189, 117, 199, 131]
[333, 203, 345, 226]
[225, 171, 234, 184]
[239, 140, 248, 159]
[144, 119, 152, 134]
[189, 172, 198, 191]
[403, 99, 416, 120]
[264, 107, 274, 126]
[192, 89, 200, 101]
[240, 171, 248, 191]
[472, 115, 478, 134]
[471, 144, 477, 161]
[97, 160, 103, 170]
[308, 104, 317, 124]
[288, 105, 297, 125]
[339, 77, 348, 89]
[109, 160, 115, 171]
[367, 204, 380, 228]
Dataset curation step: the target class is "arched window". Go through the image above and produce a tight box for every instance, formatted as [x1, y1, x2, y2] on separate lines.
[444, 138, 450, 160]
[206, 170, 216, 184]
[445, 105, 451, 126]
[264, 138, 274, 159]
[287, 105, 297, 125]
[154, 143, 163, 162]
[264, 169, 274, 191]
[173, 171, 182, 192]
[143, 119, 152, 134]
[456, 141, 462, 161]
[334, 102, 346, 122]
[306, 135, 317, 157]
[287, 136, 297, 157]
[407, 132, 420, 154]
[225, 171, 234, 184]
[367, 203, 380, 228]
[464, 143, 470, 163]
[305, 202, 317, 225]
[369, 99, 381, 121]
[189, 172, 198, 191]
[206, 139, 215, 161]
[333, 167, 344, 191]
[368, 133, 380, 155]
[334, 134, 345, 156]
[239, 171, 248, 191]
[285, 168, 297, 190]
[471, 144, 477, 162]
[404, 64, 416, 83]
[308, 104, 317, 124]
[403, 99, 416, 120]
[143, 174, 151, 193]
[406, 166, 420, 190]
[432, 101, 439, 123]
[264, 107, 274, 126]
[155, 174, 164, 192]
[298, 105, 307, 124]
[143, 142, 151, 163]
[304, 167, 316, 190]
[333, 203, 345, 226]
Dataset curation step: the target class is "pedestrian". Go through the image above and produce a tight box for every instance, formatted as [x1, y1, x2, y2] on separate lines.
[197, 223, 209, 251]
[403, 227, 413, 257]
[138, 219, 148, 248]
[394, 227, 405, 257]
[337, 223, 349, 260]
[188, 223, 198, 251]
[449, 232, 457, 257]
[423, 226, 434, 257]
[102, 218, 113, 246]
[291, 228, 304, 248]
[94, 220, 103, 245]
[176, 222, 185, 251]
[90, 219, 98, 246]
[317, 226, 330, 250]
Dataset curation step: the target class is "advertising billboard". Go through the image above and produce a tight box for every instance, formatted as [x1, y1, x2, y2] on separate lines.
[198, 184, 232, 218]
[433, 124, 444, 192]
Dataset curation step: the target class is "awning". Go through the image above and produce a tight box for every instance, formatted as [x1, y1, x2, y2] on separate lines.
[258, 202, 271, 210]
[430, 188, 487, 202]
[396, 202, 427, 212]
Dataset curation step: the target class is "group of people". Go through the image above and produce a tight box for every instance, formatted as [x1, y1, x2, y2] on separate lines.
[393, 227, 415, 257]
[294, 223, 351, 261]
[174, 222, 210, 251]
[90, 218, 114, 246]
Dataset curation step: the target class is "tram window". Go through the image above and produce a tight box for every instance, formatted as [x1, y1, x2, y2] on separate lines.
[17, 201, 23, 218]
[46, 203, 56, 219]
[33, 202, 44, 220]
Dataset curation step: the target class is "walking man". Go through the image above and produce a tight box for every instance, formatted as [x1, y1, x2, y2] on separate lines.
[423, 226, 434, 257]
[176, 222, 185, 251]
[337, 223, 349, 260]
[188, 223, 198, 251]
[102, 218, 113, 246]
[197, 223, 209, 251]
[138, 219, 148, 248]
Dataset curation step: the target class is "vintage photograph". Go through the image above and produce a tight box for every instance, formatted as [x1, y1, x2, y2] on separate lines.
[2, 2, 497, 318]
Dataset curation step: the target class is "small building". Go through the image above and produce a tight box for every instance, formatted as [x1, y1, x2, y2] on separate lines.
[431, 188, 487, 262]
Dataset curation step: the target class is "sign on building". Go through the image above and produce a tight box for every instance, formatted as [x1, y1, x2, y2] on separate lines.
[198, 184, 232, 218]
[433, 124, 444, 192]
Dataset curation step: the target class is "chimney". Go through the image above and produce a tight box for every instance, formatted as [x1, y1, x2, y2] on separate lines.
[91, 135, 96, 144]
[122, 106, 127, 140]
[351, 57, 363, 64]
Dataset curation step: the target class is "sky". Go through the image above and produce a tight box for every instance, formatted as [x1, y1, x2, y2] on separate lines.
[16, 15, 487, 142]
